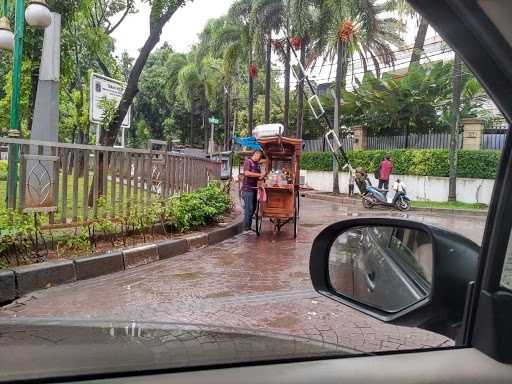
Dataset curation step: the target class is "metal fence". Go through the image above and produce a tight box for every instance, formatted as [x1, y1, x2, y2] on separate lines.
[0, 138, 221, 226]
[367, 132, 460, 150]
[304, 130, 509, 152]
[303, 137, 355, 152]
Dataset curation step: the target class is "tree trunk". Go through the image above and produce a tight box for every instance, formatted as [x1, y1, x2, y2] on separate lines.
[101, 3, 184, 146]
[248, 48, 255, 136]
[283, 8, 291, 136]
[189, 101, 194, 146]
[409, 16, 429, 69]
[224, 86, 230, 150]
[296, 40, 306, 139]
[448, 54, 462, 202]
[264, 32, 272, 124]
[284, 41, 291, 136]
[333, 40, 345, 195]
[96, 55, 113, 78]
[201, 93, 208, 151]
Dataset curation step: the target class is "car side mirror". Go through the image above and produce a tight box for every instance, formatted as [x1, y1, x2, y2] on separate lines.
[310, 218, 480, 341]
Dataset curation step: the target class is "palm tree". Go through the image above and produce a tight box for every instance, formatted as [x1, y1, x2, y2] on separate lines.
[251, 0, 286, 124]
[290, 0, 315, 139]
[448, 54, 462, 202]
[196, 16, 250, 149]
[388, 0, 429, 69]
[228, 0, 257, 135]
[309, 0, 403, 193]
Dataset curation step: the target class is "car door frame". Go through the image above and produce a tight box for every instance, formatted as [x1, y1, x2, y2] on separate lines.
[407, 0, 512, 363]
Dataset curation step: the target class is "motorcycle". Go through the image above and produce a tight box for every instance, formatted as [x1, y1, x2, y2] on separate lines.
[362, 183, 411, 211]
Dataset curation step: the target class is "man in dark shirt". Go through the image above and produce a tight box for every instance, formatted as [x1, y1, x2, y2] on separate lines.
[242, 150, 264, 231]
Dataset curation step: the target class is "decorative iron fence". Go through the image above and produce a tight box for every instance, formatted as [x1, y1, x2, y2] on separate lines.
[303, 137, 355, 152]
[367, 133, 463, 150]
[0, 138, 221, 226]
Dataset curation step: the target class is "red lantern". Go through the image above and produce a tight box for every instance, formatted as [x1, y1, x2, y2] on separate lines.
[338, 20, 354, 42]
[249, 64, 258, 79]
[290, 36, 302, 50]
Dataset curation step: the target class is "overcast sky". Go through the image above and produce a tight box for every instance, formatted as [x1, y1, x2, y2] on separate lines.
[111, 0, 235, 57]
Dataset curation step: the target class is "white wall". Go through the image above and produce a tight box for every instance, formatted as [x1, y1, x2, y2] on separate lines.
[300, 170, 495, 204]
[232, 167, 495, 204]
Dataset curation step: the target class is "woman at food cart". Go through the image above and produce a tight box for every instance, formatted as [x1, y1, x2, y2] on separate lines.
[242, 150, 265, 231]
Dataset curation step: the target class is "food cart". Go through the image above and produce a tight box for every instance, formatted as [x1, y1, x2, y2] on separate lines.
[255, 136, 302, 238]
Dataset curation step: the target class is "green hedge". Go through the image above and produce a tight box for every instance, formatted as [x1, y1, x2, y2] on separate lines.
[301, 149, 501, 179]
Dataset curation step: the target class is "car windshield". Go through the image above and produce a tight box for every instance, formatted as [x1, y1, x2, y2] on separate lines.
[0, 0, 506, 380]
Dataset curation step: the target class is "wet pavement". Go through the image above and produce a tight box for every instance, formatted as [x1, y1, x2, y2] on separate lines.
[0, 198, 487, 354]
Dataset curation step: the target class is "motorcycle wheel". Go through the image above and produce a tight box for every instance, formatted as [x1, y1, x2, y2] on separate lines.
[362, 196, 375, 209]
[396, 197, 411, 211]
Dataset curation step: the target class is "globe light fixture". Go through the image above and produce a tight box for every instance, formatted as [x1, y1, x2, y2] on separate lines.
[25, 0, 52, 29]
[0, 16, 14, 50]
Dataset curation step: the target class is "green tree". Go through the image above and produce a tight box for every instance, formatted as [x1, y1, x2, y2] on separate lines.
[101, 0, 193, 147]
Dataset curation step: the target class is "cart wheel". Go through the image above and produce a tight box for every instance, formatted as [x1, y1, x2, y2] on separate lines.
[255, 202, 263, 236]
[295, 190, 300, 219]
[293, 206, 298, 239]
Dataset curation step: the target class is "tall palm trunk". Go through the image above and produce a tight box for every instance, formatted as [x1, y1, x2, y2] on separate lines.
[283, 7, 291, 135]
[333, 40, 345, 194]
[296, 40, 306, 139]
[248, 50, 255, 136]
[409, 16, 429, 68]
[224, 86, 230, 150]
[264, 31, 272, 124]
[448, 54, 462, 202]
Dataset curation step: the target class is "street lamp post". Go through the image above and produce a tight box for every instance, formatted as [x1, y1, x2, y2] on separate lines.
[0, 0, 52, 209]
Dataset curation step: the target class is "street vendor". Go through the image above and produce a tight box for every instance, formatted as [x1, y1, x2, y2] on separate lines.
[242, 150, 265, 231]
[354, 166, 371, 195]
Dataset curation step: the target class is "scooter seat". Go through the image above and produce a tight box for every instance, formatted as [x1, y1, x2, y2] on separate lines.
[375, 188, 388, 193]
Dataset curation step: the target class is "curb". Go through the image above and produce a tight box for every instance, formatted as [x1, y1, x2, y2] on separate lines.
[303, 192, 489, 217]
[0, 213, 244, 304]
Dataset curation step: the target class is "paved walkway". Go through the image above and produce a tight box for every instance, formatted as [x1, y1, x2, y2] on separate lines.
[0, 198, 487, 353]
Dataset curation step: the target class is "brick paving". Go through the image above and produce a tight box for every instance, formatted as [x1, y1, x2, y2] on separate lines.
[0, 198, 487, 353]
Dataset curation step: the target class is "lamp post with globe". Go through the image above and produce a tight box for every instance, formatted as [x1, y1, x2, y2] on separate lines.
[0, 0, 52, 208]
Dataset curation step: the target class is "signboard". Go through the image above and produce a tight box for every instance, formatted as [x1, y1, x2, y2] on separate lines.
[208, 117, 220, 125]
[90, 73, 131, 128]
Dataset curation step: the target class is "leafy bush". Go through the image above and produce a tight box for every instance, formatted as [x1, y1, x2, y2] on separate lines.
[301, 149, 500, 179]
[165, 182, 231, 231]
[0, 160, 7, 181]
[0, 183, 232, 268]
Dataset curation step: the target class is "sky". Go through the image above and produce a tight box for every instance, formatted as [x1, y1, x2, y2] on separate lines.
[111, 0, 235, 57]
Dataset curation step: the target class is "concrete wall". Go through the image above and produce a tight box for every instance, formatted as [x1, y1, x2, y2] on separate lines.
[300, 170, 495, 204]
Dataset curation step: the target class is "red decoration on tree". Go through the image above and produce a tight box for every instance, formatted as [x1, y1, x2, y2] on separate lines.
[290, 36, 303, 50]
[271, 39, 283, 50]
[249, 64, 258, 79]
[338, 20, 354, 42]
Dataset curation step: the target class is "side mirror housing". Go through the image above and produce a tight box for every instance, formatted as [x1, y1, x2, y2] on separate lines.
[309, 218, 480, 340]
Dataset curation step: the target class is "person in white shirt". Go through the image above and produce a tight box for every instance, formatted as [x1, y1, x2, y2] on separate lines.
[393, 179, 406, 192]
[392, 178, 406, 203]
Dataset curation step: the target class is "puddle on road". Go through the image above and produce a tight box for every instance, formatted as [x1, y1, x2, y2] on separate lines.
[172, 272, 202, 281]
[300, 223, 323, 228]
[204, 291, 232, 299]
[265, 314, 300, 329]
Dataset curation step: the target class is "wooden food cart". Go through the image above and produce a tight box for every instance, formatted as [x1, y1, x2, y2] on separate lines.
[255, 136, 302, 238]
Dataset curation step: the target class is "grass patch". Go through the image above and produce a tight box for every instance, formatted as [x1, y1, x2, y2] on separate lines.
[412, 200, 488, 210]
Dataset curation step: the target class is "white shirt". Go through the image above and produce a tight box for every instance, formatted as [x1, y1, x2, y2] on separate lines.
[393, 181, 406, 192]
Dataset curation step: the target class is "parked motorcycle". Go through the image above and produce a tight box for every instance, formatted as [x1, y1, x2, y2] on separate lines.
[362, 184, 411, 211]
